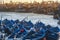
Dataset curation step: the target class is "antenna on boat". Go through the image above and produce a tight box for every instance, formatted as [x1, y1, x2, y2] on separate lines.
[21, 16, 28, 21]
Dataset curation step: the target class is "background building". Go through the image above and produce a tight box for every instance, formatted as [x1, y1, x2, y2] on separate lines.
[0, 0, 3, 4]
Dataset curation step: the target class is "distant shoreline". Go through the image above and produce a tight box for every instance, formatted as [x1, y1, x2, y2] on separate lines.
[0, 11, 54, 15]
[0, 11, 34, 13]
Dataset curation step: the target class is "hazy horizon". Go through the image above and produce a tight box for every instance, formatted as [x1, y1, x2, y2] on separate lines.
[0, 0, 60, 3]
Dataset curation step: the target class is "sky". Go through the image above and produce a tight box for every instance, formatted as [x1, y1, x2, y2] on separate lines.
[0, 0, 60, 3]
